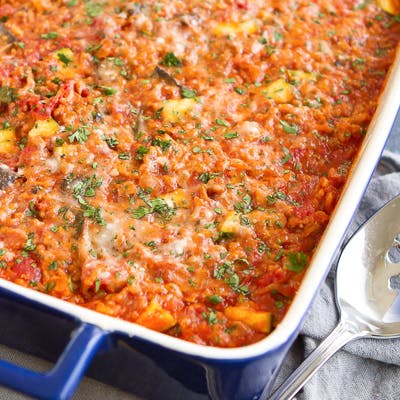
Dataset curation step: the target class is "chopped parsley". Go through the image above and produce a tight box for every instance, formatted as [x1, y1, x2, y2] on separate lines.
[198, 171, 222, 184]
[257, 242, 269, 254]
[279, 120, 301, 135]
[18, 137, 27, 150]
[45, 281, 56, 292]
[57, 53, 72, 66]
[224, 78, 236, 84]
[72, 175, 103, 199]
[68, 275, 74, 292]
[86, 43, 102, 53]
[213, 261, 250, 295]
[181, 87, 197, 99]
[132, 196, 176, 221]
[103, 135, 119, 148]
[151, 137, 172, 152]
[274, 30, 283, 41]
[82, 205, 106, 225]
[240, 215, 252, 227]
[118, 152, 130, 160]
[136, 146, 149, 161]
[98, 86, 117, 96]
[26, 201, 40, 218]
[55, 138, 65, 147]
[23, 233, 36, 252]
[234, 87, 246, 95]
[267, 191, 287, 204]
[213, 231, 234, 243]
[215, 118, 229, 127]
[48, 261, 58, 271]
[112, 57, 124, 66]
[234, 193, 253, 214]
[280, 148, 292, 165]
[354, 1, 370, 11]
[69, 175, 106, 226]
[68, 125, 90, 144]
[160, 52, 183, 67]
[285, 252, 308, 272]
[85, 2, 104, 18]
[144, 241, 157, 250]
[224, 131, 239, 139]
[202, 308, 218, 325]
[275, 300, 285, 309]
[208, 294, 223, 305]
[0, 87, 17, 104]
[41, 32, 59, 40]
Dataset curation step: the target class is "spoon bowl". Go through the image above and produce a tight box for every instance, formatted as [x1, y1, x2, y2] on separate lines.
[267, 193, 400, 400]
[336, 195, 400, 336]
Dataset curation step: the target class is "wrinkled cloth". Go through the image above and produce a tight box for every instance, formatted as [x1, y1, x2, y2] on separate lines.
[272, 148, 400, 400]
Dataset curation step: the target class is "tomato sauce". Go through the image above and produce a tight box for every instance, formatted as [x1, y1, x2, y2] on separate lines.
[0, 0, 399, 347]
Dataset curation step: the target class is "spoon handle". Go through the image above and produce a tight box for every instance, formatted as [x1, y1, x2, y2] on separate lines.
[266, 320, 364, 400]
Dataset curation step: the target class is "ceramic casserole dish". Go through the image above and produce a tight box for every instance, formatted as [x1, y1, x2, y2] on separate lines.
[0, 1, 399, 399]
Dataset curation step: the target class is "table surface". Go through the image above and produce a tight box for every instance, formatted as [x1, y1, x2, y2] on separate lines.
[0, 112, 399, 400]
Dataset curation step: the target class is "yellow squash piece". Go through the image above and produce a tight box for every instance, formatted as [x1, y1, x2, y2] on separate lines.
[162, 188, 191, 208]
[161, 98, 199, 123]
[53, 48, 76, 79]
[262, 78, 294, 103]
[28, 118, 59, 138]
[54, 144, 77, 159]
[220, 211, 241, 235]
[377, 0, 400, 14]
[136, 299, 177, 332]
[213, 20, 258, 36]
[287, 70, 316, 84]
[0, 127, 16, 153]
[225, 306, 272, 333]
[29, 0, 48, 11]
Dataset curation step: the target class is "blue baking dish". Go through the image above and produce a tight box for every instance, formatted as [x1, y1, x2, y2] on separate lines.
[0, 46, 398, 400]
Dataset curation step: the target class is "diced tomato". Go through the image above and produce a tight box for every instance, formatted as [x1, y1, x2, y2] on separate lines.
[0, 155, 19, 169]
[256, 268, 287, 288]
[293, 200, 315, 219]
[13, 258, 42, 283]
[16, 81, 75, 120]
[236, 0, 249, 10]
[0, 4, 15, 18]
[16, 93, 49, 119]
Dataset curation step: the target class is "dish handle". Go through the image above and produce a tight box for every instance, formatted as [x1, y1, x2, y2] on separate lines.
[0, 322, 109, 400]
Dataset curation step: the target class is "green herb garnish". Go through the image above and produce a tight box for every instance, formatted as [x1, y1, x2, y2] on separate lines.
[160, 52, 183, 67]
[68, 125, 90, 144]
[286, 252, 308, 272]
[279, 120, 300, 135]
[198, 172, 222, 184]
[41, 32, 59, 40]
[181, 86, 197, 99]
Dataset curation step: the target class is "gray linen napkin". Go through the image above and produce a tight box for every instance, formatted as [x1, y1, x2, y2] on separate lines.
[272, 149, 400, 400]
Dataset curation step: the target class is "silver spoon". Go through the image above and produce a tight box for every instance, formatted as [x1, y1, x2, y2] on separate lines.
[267, 193, 400, 400]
